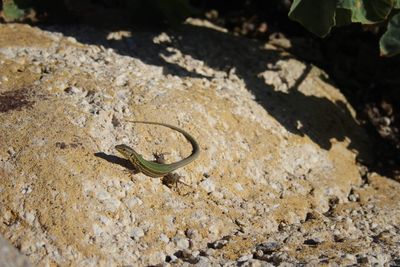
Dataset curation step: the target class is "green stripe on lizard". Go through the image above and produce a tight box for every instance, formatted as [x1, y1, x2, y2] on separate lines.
[115, 121, 200, 178]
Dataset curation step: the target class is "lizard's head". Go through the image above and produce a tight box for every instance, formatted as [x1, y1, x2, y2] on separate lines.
[115, 144, 137, 158]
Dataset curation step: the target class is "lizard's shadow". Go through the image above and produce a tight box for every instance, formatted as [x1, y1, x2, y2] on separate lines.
[94, 152, 138, 173]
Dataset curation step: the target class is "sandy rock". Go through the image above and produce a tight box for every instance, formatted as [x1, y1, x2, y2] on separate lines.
[0, 235, 31, 267]
[0, 22, 398, 266]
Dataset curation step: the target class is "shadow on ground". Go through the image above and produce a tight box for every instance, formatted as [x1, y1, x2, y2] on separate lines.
[40, 23, 373, 171]
[94, 152, 137, 172]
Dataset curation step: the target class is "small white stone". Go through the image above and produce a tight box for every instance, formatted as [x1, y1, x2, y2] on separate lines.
[66, 36, 77, 43]
[200, 178, 216, 193]
[208, 224, 220, 235]
[173, 237, 190, 250]
[7, 147, 16, 156]
[96, 190, 110, 201]
[115, 74, 128, 86]
[64, 86, 81, 94]
[370, 223, 378, 229]
[131, 228, 145, 240]
[185, 229, 199, 240]
[104, 198, 121, 212]
[93, 224, 103, 236]
[237, 254, 253, 262]
[343, 254, 356, 262]
[79, 55, 87, 62]
[169, 254, 178, 262]
[99, 215, 111, 226]
[191, 250, 200, 257]
[148, 252, 166, 266]
[24, 211, 35, 224]
[21, 185, 32, 194]
[31, 137, 46, 146]
[234, 183, 244, 191]
[125, 196, 143, 209]
[160, 234, 170, 243]
[196, 256, 210, 266]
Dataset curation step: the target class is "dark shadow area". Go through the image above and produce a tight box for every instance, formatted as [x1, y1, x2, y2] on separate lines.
[0, 89, 34, 113]
[42, 22, 373, 170]
[94, 152, 138, 172]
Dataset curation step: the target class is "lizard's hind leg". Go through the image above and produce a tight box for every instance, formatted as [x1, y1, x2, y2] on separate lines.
[162, 173, 191, 192]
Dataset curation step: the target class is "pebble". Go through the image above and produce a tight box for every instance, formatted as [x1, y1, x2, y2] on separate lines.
[64, 86, 81, 94]
[209, 239, 228, 249]
[125, 196, 143, 208]
[237, 254, 253, 262]
[234, 183, 244, 191]
[103, 198, 121, 212]
[24, 211, 36, 225]
[173, 237, 190, 250]
[256, 242, 281, 253]
[200, 178, 216, 193]
[115, 74, 128, 86]
[343, 253, 356, 262]
[167, 254, 178, 262]
[148, 252, 166, 266]
[131, 228, 145, 240]
[185, 229, 199, 240]
[160, 234, 170, 243]
[348, 193, 360, 202]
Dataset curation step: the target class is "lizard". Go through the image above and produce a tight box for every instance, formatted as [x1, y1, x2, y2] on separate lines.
[115, 120, 200, 178]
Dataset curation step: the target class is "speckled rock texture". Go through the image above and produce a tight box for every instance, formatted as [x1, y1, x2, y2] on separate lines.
[0, 22, 399, 266]
[0, 235, 31, 267]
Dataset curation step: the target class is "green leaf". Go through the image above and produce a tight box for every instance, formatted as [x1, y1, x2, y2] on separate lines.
[338, 0, 393, 24]
[380, 13, 400, 56]
[289, 0, 337, 37]
[394, 0, 400, 9]
[335, 8, 353, 26]
[2, 0, 25, 21]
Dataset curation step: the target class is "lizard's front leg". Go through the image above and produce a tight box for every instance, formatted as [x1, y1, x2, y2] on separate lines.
[153, 151, 168, 164]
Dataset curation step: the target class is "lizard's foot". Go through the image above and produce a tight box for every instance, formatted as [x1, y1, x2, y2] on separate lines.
[153, 151, 169, 164]
[162, 173, 191, 192]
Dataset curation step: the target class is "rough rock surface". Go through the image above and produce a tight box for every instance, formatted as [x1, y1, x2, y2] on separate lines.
[0, 22, 399, 266]
[0, 235, 31, 267]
